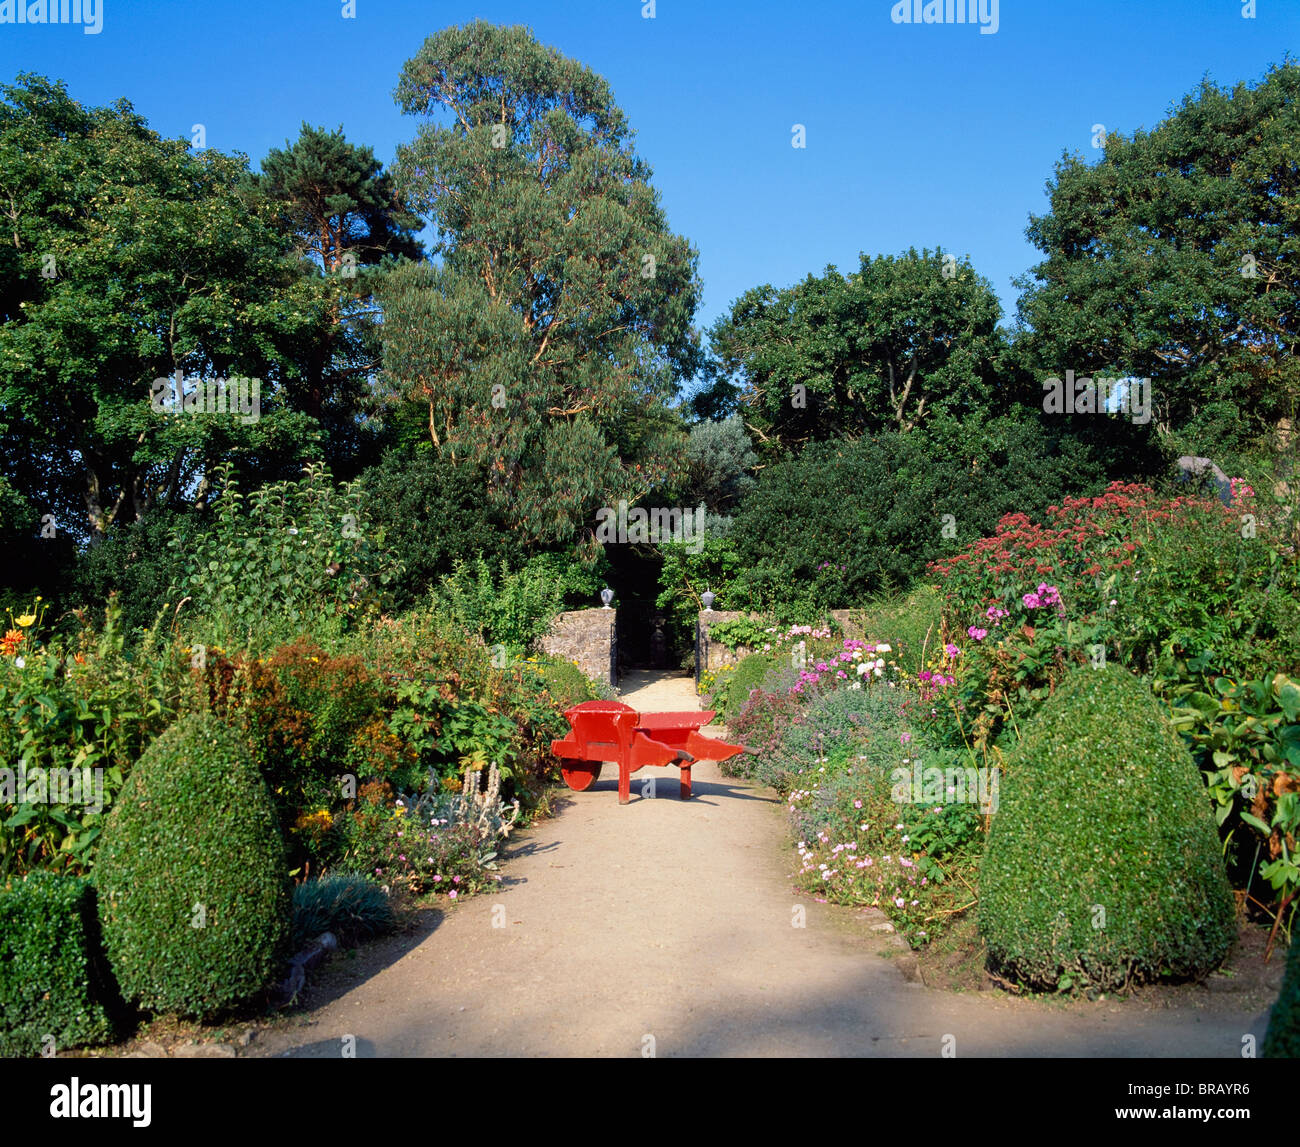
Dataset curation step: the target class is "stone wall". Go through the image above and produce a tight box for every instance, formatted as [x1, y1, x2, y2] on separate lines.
[694, 610, 750, 686]
[540, 608, 617, 689]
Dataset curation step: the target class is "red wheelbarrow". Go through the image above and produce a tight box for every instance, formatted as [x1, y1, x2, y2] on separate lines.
[551, 699, 745, 804]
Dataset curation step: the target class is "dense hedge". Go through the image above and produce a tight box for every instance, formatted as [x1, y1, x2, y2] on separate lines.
[0, 872, 122, 1056]
[728, 416, 1102, 610]
[979, 664, 1235, 991]
[96, 714, 290, 1018]
[1263, 928, 1300, 1058]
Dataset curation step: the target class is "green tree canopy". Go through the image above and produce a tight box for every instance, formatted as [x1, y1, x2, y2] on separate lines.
[1015, 61, 1300, 453]
[0, 75, 319, 545]
[701, 249, 1007, 457]
[380, 20, 702, 547]
[246, 123, 422, 475]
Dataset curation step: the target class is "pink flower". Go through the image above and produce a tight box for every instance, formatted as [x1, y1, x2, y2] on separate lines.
[943, 643, 960, 657]
[449, 890, 458, 899]
[1022, 592, 1041, 609]
[854, 799, 862, 809]
[967, 626, 988, 641]
[900, 732, 911, 744]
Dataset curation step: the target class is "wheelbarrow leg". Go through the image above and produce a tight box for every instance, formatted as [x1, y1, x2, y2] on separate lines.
[680, 762, 692, 800]
[618, 759, 631, 805]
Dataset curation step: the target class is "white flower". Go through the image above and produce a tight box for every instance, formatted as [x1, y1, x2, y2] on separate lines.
[875, 643, 892, 653]
[14, 657, 25, 669]
[856, 663, 869, 675]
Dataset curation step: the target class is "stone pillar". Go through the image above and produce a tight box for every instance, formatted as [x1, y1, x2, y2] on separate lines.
[540, 609, 617, 689]
[695, 610, 755, 689]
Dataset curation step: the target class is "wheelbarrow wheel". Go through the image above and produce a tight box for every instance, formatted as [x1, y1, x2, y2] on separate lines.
[561, 761, 603, 792]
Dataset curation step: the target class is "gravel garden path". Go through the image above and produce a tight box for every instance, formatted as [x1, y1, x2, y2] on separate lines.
[250, 672, 1276, 1059]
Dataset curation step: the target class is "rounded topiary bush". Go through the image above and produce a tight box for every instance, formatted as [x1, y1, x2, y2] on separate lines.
[978, 663, 1235, 991]
[96, 713, 291, 1018]
[1263, 928, 1300, 1058]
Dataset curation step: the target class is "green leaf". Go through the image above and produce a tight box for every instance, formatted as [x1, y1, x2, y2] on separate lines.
[1240, 811, 1271, 834]
[4, 803, 40, 828]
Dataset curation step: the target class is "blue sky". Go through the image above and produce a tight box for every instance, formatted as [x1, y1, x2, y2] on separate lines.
[2, 0, 1296, 338]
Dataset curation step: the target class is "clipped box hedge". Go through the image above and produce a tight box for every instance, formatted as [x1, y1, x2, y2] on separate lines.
[979, 663, 1236, 992]
[96, 713, 290, 1019]
[0, 871, 122, 1056]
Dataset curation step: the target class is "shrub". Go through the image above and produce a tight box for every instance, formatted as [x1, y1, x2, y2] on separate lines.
[289, 875, 396, 951]
[730, 416, 1098, 613]
[96, 713, 290, 1018]
[1164, 671, 1300, 923]
[171, 461, 403, 653]
[339, 764, 520, 897]
[723, 653, 774, 723]
[789, 750, 983, 945]
[0, 872, 122, 1056]
[725, 687, 805, 779]
[0, 596, 190, 877]
[931, 481, 1293, 684]
[430, 555, 569, 650]
[758, 680, 909, 792]
[530, 657, 596, 709]
[1263, 927, 1300, 1058]
[979, 664, 1235, 991]
[215, 637, 392, 868]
